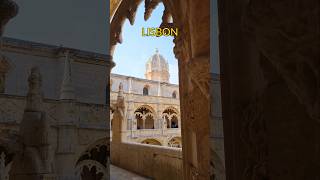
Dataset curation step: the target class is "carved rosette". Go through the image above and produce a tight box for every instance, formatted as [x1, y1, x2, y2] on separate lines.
[0, 0, 18, 36]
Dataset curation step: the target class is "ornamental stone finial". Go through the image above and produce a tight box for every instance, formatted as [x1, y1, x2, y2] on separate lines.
[117, 82, 125, 111]
[60, 50, 76, 100]
[117, 82, 124, 98]
[25, 66, 43, 111]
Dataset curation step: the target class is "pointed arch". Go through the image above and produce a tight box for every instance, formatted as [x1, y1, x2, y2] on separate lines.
[162, 106, 180, 128]
[141, 138, 162, 146]
[134, 105, 156, 129]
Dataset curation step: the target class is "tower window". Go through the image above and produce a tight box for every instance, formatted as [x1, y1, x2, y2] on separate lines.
[172, 91, 177, 98]
[143, 86, 149, 96]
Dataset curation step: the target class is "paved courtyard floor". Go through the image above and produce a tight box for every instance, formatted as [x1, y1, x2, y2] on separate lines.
[110, 164, 151, 180]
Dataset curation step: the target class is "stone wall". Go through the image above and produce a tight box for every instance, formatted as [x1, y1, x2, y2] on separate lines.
[111, 142, 183, 180]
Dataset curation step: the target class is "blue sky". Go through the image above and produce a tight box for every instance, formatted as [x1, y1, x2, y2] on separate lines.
[112, 3, 179, 84]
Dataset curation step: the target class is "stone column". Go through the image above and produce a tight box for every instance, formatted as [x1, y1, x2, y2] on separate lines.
[218, 0, 320, 179]
[171, 0, 211, 178]
[156, 102, 163, 129]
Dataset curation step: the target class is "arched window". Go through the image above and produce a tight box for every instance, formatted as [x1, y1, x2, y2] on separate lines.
[143, 85, 149, 96]
[135, 106, 155, 129]
[162, 108, 179, 129]
[172, 91, 177, 98]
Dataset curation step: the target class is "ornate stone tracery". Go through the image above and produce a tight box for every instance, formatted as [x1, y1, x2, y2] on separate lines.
[110, 0, 211, 179]
[135, 106, 155, 129]
[76, 139, 108, 180]
[162, 108, 179, 128]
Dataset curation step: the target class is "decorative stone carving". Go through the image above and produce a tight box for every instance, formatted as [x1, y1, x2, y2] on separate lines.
[111, 83, 125, 143]
[144, 0, 161, 21]
[0, 55, 10, 73]
[240, 96, 268, 179]
[0, 152, 5, 180]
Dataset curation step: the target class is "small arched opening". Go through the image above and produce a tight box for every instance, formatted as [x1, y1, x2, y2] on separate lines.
[143, 85, 149, 96]
[134, 106, 155, 129]
[141, 139, 162, 146]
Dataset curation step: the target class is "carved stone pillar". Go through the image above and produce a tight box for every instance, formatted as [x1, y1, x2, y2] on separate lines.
[156, 102, 163, 129]
[218, 0, 320, 179]
[10, 67, 56, 180]
[179, 56, 210, 180]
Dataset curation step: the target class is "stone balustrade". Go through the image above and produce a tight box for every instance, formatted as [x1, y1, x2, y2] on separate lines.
[111, 141, 183, 180]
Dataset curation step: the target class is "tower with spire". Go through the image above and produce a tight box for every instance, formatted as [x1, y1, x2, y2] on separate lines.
[145, 49, 170, 83]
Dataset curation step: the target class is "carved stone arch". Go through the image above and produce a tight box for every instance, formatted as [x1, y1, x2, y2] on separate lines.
[110, 0, 211, 179]
[168, 136, 182, 148]
[134, 105, 156, 129]
[75, 138, 108, 180]
[141, 138, 162, 146]
[163, 106, 180, 115]
[110, 0, 176, 56]
[162, 106, 179, 128]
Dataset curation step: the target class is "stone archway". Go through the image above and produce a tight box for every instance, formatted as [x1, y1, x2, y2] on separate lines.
[162, 107, 179, 129]
[141, 138, 162, 146]
[168, 137, 182, 148]
[134, 105, 156, 129]
[110, 0, 210, 179]
[76, 139, 108, 180]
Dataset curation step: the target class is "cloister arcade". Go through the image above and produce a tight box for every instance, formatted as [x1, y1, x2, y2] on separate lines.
[135, 106, 155, 129]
